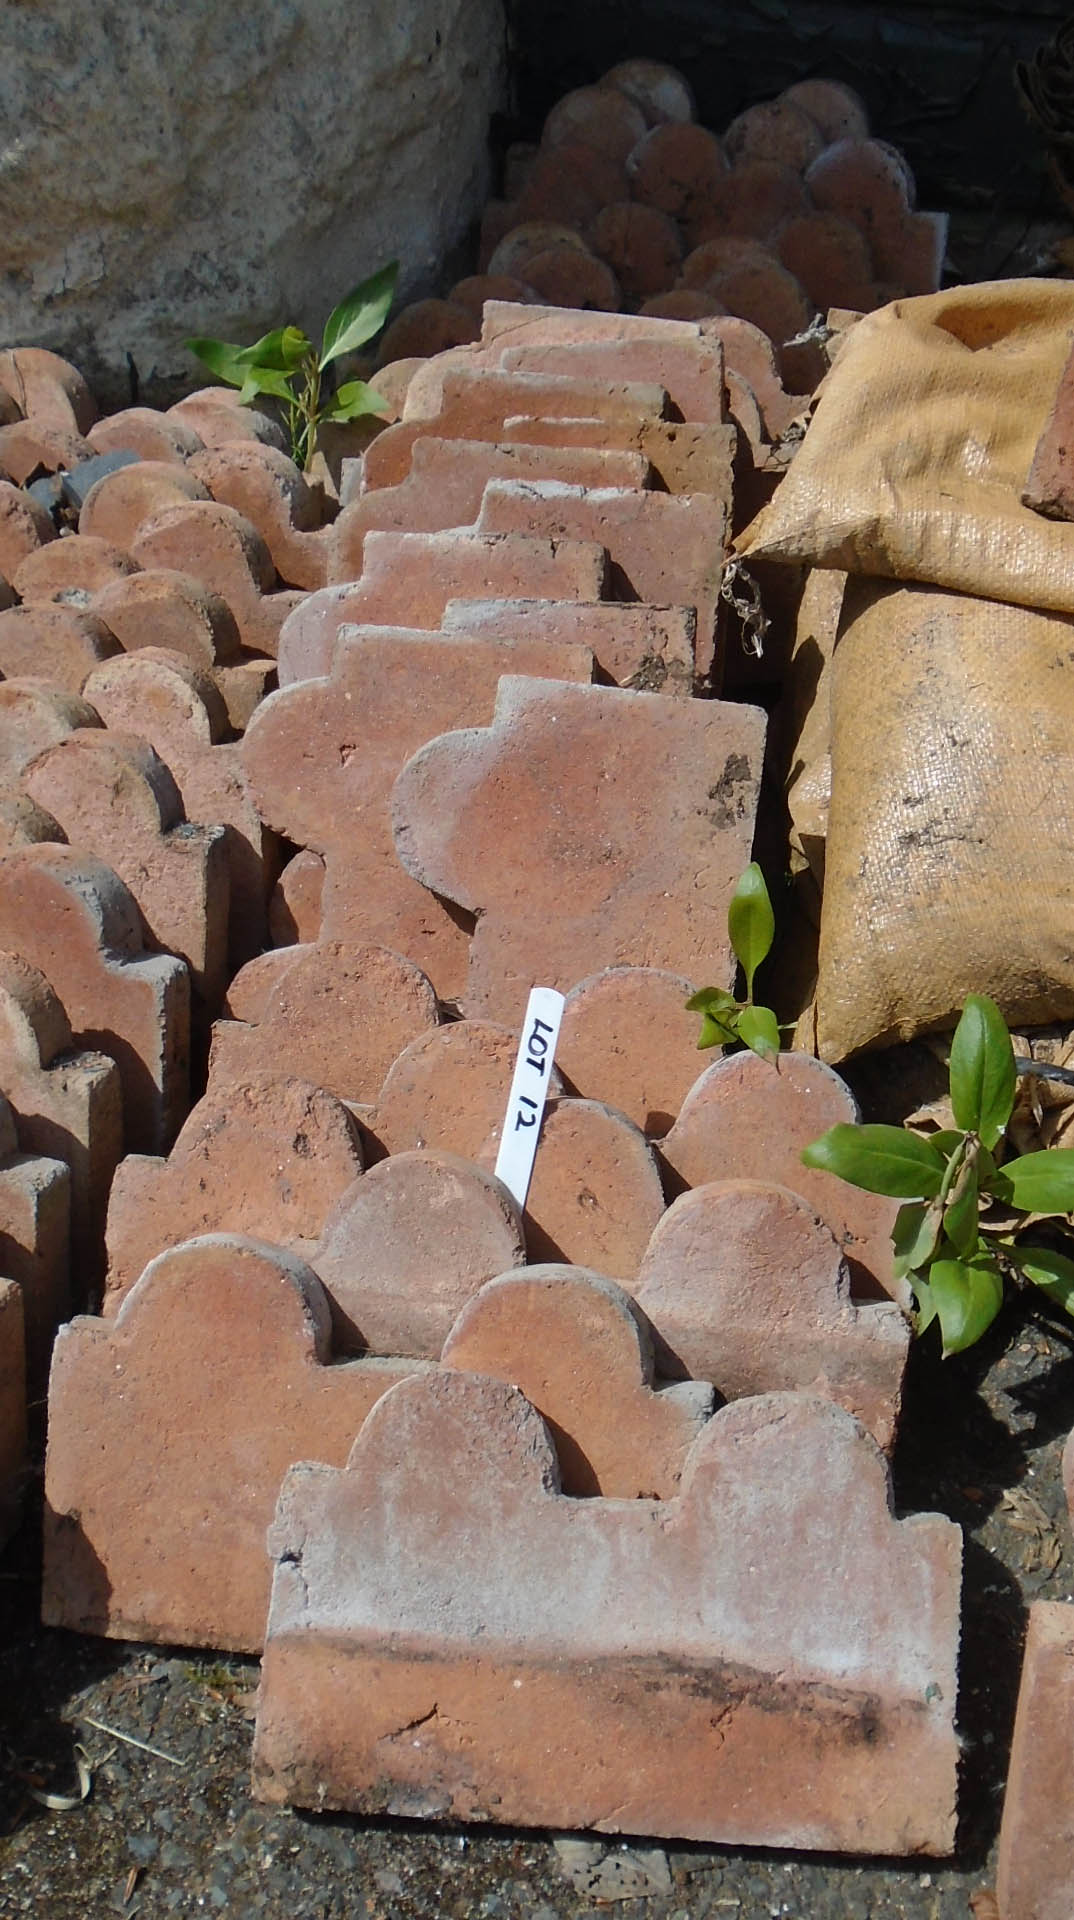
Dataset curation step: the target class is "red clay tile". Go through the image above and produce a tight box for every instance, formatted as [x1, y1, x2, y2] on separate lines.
[188, 444, 328, 591]
[442, 1265, 713, 1495]
[0, 348, 97, 436]
[0, 949, 123, 1271]
[245, 627, 593, 994]
[44, 1234, 423, 1651]
[542, 86, 648, 166]
[392, 676, 764, 1020]
[0, 481, 57, 581]
[0, 422, 93, 484]
[209, 942, 440, 1107]
[684, 161, 810, 248]
[268, 849, 325, 947]
[252, 1371, 961, 1852]
[497, 335, 726, 423]
[376, 299, 481, 366]
[92, 567, 243, 669]
[0, 603, 120, 692]
[996, 1600, 1074, 1920]
[78, 459, 211, 550]
[86, 407, 204, 464]
[522, 1096, 666, 1277]
[599, 59, 695, 127]
[440, 595, 694, 694]
[0, 1090, 70, 1386]
[288, 531, 608, 681]
[658, 1049, 901, 1303]
[369, 1017, 564, 1162]
[627, 122, 729, 224]
[585, 201, 684, 300]
[166, 388, 289, 453]
[556, 966, 703, 1132]
[724, 98, 826, 171]
[781, 79, 869, 144]
[313, 1148, 524, 1356]
[13, 534, 139, 607]
[103, 1074, 363, 1310]
[635, 1177, 908, 1449]
[24, 729, 229, 1009]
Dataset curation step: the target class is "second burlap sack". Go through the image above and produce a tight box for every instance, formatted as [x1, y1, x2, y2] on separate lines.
[818, 579, 1074, 1061]
[737, 278, 1074, 613]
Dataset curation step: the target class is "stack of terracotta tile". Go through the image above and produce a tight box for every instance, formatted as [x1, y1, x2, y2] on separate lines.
[377, 59, 947, 398]
[0, 316, 963, 1858]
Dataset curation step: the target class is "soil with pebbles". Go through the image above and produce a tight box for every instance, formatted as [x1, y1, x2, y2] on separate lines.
[1, 1287, 1070, 1920]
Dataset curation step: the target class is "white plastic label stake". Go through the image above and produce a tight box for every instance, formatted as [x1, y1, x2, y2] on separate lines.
[494, 985, 566, 1208]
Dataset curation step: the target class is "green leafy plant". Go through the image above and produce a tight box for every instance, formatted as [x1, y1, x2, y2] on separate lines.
[802, 993, 1074, 1355]
[686, 863, 787, 1063]
[185, 260, 398, 471]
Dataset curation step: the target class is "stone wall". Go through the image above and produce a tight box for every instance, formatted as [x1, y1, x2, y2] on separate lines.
[0, 0, 507, 405]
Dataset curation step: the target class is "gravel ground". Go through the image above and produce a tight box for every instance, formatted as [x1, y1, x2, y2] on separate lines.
[1, 1295, 1071, 1920]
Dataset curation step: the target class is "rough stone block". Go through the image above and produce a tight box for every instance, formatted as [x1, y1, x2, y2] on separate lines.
[86, 407, 205, 464]
[0, 846, 189, 1152]
[442, 1266, 713, 1496]
[77, 459, 210, 548]
[392, 676, 765, 1021]
[475, 478, 727, 682]
[82, 649, 276, 970]
[251, 1371, 961, 1854]
[556, 966, 704, 1133]
[188, 443, 329, 591]
[287, 530, 608, 683]
[0, 950, 123, 1273]
[103, 1073, 363, 1310]
[269, 849, 325, 948]
[24, 729, 229, 1009]
[370, 1018, 564, 1162]
[0, 1090, 71, 1386]
[996, 1601, 1074, 1920]
[441, 593, 695, 695]
[43, 1236, 425, 1652]
[330, 435, 650, 581]
[0, 481, 55, 582]
[13, 534, 139, 607]
[209, 943, 440, 1108]
[313, 1149, 524, 1356]
[524, 1097, 665, 1277]
[93, 567, 242, 668]
[1024, 339, 1074, 522]
[635, 1179, 908, 1451]
[658, 1050, 900, 1303]
[0, 603, 120, 692]
[245, 627, 593, 995]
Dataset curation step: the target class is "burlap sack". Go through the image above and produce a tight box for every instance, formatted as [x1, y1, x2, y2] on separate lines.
[737, 279, 1074, 613]
[818, 578, 1074, 1061]
[785, 567, 845, 886]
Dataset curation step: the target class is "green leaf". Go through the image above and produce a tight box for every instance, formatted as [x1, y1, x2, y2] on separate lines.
[737, 1003, 781, 1062]
[184, 336, 250, 388]
[930, 1253, 1004, 1355]
[911, 1275, 938, 1334]
[929, 1129, 968, 1158]
[697, 1010, 739, 1050]
[1008, 1242, 1074, 1317]
[942, 1162, 980, 1258]
[948, 993, 1016, 1149]
[235, 325, 311, 372]
[685, 986, 739, 1015]
[1000, 1148, 1074, 1216]
[727, 863, 775, 998]
[318, 261, 398, 369]
[320, 379, 387, 423]
[236, 364, 297, 406]
[892, 1201, 940, 1280]
[801, 1123, 947, 1198]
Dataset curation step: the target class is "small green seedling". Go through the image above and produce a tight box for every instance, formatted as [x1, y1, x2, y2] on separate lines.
[686, 863, 786, 1063]
[185, 260, 398, 471]
[802, 992, 1074, 1355]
